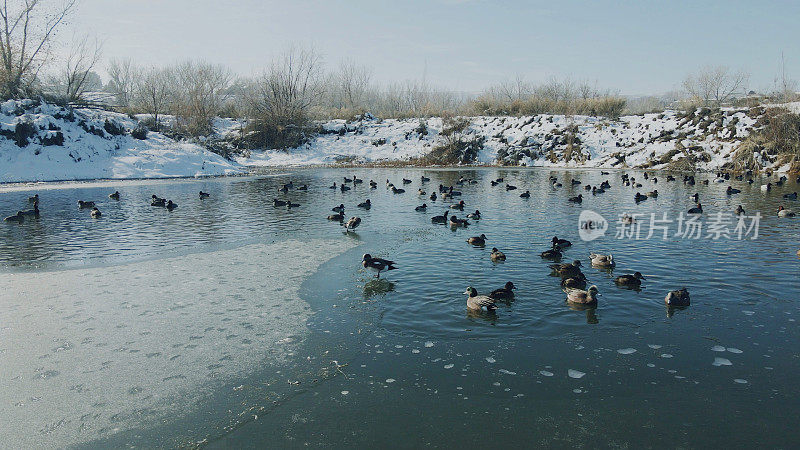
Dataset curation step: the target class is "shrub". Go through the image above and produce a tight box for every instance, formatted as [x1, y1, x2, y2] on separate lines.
[131, 123, 148, 140]
[40, 131, 64, 146]
[13, 120, 37, 147]
[425, 117, 484, 164]
[104, 119, 126, 136]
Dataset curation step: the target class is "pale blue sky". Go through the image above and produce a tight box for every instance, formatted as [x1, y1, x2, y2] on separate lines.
[67, 0, 799, 95]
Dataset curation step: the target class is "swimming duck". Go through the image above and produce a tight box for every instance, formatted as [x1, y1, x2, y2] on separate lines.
[589, 253, 615, 268]
[489, 282, 516, 301]
[540, 245, 562, 260]
[391, 186, 406, 194]
[634, 192, 648, 202]
[464, 287, 497, 311]
[496, 177, 504, 183]
[615, 272, 645, 287]
[735, 205, 745, 215]
[151, 197, 166, 207]
[450, 200, 465, 210]
[329, 182, 337, 189]
[431, 211, 449, 224]
[566, 285, 599, 305]
[343, 216, 361, 233]
[402, 178, 412, 184]
[353, 176, 363, 184]
[199, 191, 210, 199]
[761, 183, 772, 192]
[429, 192, 437, 201]
[28, 194, 39, 203]
[77, 200, 95, 208]
[519, 190, 531, 198]
[421, 175, 430, 183]
[343, 176, 353, 183]
[550, 260, 583, 278]
[687, 203, 703, 214]
[166, 200, 178, 211]
[466, 210, 481, 219]
[467, 234, 487, 246]
[491, 180, 499, 187]
[358, 199, 371, 209]
[506, 184, 518, 191]
[726, 186, 741, 195]
[490, 247, 506, 262]
[449, 215, 469, 227]
[552, 236, 571, 248]
[90, 207, 102, 218]
[783, 192, 798, 200]
[273, 199, 287, 207]
[340, 184, 351, 192]
[571, 179, 581, 185]
[777, 206, 796, 217]
[552, 181, 562, 188]
[369, 180, 377, 189]
[646, 190, 658, 198]
[568, 194, 582, 203]
[328, 212, 345, 221]
[332, 204, 345, 213]
[362, 254, 397, 278]
[296, 184, 308, 191]
[418, 189, 426, 196]
[664, 288, 690, 306]
[415, 203, 427, 211]
[690, 193, 699, 202]
[584, 185, 592, 191]
[561, 276, 587, 290]
[4, 211, 24, 223]
[286, 201, 300, 208]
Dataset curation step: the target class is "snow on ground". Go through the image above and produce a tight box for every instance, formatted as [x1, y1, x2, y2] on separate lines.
[1, 100, 244, 183]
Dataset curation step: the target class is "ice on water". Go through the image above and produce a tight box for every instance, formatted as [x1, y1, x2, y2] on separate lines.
[0, 239, 354, 448]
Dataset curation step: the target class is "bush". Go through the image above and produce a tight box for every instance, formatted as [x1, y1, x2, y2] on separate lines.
[13, 120, 37, 147]
[425, 117, 485, 164]
[104, 119, 126, 136]
[131, 123, 148, 140]
[40, 131, 64, 146]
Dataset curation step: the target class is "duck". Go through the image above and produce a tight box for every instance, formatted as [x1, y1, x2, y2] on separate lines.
[327, 212, 345, 221]
[415, 203, 427, 211]
[343, 216, 361, 233]
[690, 193, 699, 202]
[540, 245, 562, 260]
[505, 184, 517, 191]
[783, 192, 798, 200]
[4, 211, 24, 223]
[571, 179, 581, 185]
[358, 199, 371, 209]
[464, 287, 497, 311]
[369, 180, 377, 189]
[552, 236, 571, 248]
[449, 215, 469, 227]
[20, 202, 39, 217]
[151, 196, 166, 207]
[362, 254, 397, 278]
[166, 200, 178, 211]
[199, 191, 210, 199]
[273, 199, 287, 207]
[621, 214, 635, 224]
[332, 204, 345, 213]
[664, 288, 690, 306]
[467, 234, 487, 246]
[761, 182, 772, 192]
[589, 253, 615, 268]
[646, 190, 658, 198]
[777, 206, 796, 217]
[687, 203, 703, 214]
[418, 189, 426, 196]
[550, 260, 583, 278]
[77, 200, 95, 209]
[615, 272, 645, 287]
[352, 176, 363, 184]
[726, 186, 741, 195]
[568, 194, 582, 203]
[329, 182, 337, 189]
[450, 200, 465, 210]
[27, 194, 39, 203]
[490, 247, 506, 262]
[552, 181, 563, 188]
[90, 207, 102, 218]
[519, 190, 531, 198]
[560, 276, 587, 290]
[431, 211, 449, 224]
[391, 186, 406, 194]
[566, 285, 599, 305]
[286, 201, 300, 208]
[343, 176, 354, 183]
[489, 282, 516, 301]
[429, 192, 437, 202]
[340, 184, 351, 192]
[296, 184, 308, 191]
[634, 192, 648, 202]
[108, 191, 120, 200]
[735, 205, 745, 215]
[402, 178, 412, 184]
[420, 175, 430, 183]
[467, 210, 481, 219]
[491, 180, 499, 187]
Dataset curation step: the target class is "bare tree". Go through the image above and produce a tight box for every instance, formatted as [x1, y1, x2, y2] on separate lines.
[683, 65, 750, 107]
[491, 75, 532, 102]
[0, 0, 78, 98]
[133, 67, 171, 131]
[169, 60, 231, 136]
[329, 59, 371, 112]
[107, 57, 138, 108]
[47, 34, 102, 103]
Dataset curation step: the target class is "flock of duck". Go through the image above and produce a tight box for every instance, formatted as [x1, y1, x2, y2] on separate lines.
[4, 169, 798, 312]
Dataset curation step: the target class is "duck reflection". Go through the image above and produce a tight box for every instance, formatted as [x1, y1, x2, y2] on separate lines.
[363, 278, 395, 298]
[566, 302, 600, 324]
[466, 308, 498, 324]
[666, 305, 688, 318]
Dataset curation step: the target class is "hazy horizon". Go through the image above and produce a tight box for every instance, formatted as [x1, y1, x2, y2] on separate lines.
[65, 0, 799, 96]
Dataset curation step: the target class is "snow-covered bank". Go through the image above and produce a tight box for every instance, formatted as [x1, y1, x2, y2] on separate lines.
[0, 99, 244, 183]
[0, 238, 357, 448]
[239, 107, 793, 172]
